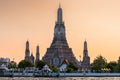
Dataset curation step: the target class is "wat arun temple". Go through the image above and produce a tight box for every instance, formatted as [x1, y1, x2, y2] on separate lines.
[25, 5, 90, 71]
[42, 5, 90, 71]
[42, 5, 77, 66]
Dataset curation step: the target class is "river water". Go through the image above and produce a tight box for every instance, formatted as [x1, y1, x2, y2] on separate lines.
[0, 77, 120, 80]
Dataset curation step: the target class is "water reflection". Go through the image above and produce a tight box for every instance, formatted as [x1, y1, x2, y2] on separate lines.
[0, 77, 120, 80]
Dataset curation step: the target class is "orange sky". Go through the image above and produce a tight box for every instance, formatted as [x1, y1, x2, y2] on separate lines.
[0, 0, 120, 63]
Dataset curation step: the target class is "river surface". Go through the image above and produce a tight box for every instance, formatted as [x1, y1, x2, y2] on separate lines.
[0, 77, 120, 80]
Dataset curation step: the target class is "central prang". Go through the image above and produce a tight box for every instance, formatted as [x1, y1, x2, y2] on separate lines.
[42, 6, 77, 66]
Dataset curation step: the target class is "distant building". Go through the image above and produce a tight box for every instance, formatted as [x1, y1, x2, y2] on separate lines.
[59, 59, 69, 72]
[81, 40, 90, 72]
[0, 58, 10, 67]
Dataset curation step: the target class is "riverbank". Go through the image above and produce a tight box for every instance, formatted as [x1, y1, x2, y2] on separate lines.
[0, 77, 120, 80]
[1, 72, 120, 77]
[3, 73, 120, 77]
[59, 73, 120, 77]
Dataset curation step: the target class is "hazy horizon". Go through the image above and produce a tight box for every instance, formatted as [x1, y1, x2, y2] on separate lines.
[0, 0, 120, 63]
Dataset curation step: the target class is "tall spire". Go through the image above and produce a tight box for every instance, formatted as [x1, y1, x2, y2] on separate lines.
[26, 40, 29, 50]
[36, 45, 39, 53]
[59, 1, 61, 8]
[84, 40, 87, 50]
[83, 40, 88, 57]
[82, 40, 91, 72]
[36, 45, 40, 63]
[42, 3, 77, 66]
[25, 40, 30, 61]
[30, 52, 35, 64]
[57, 3, 62, 23]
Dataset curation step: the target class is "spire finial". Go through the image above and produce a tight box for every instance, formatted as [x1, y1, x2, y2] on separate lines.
[85, 38, 86, 41]
[57, 0, 62, 23]
[59, 1, 61, 8]
[27, 38, 29, 41]
[84, 39, 87, 50]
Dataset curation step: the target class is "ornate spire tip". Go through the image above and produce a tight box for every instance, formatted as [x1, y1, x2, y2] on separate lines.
[58, 0, 61, 8]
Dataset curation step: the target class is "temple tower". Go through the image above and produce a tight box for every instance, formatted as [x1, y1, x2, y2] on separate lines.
[30, 53, 34, 64]
[42, 5, 77, 66]
[35, 45, 40, 63]
[25, 40, 30, 61]
[82, 40, 90, 72]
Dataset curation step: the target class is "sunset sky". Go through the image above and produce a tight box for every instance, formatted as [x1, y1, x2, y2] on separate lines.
[0, 0, 120, 63]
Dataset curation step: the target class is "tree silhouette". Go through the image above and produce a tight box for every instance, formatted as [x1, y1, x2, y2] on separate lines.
[18, 60, 33, 69]
[91, 55, 107, 72]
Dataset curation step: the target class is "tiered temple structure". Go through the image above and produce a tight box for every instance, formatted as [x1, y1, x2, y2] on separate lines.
[24, 4, 91, 71]
[25, 40, 30, 61]
[25, 41, 40, 64]
[82, 40, 90, 71]
[42, 5, 77, 66]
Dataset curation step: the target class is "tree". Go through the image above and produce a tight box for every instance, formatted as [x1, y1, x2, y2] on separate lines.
[66, 62, 78, 73]
[35, 60, 46, 70]
[49, 65, 58, 72]
[115, 58, 120, 72]
[18, 60, 34, 69]
[106, 61, 117, 73]
[8, 62, 17, 69]
[91, 55, 107, 72]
